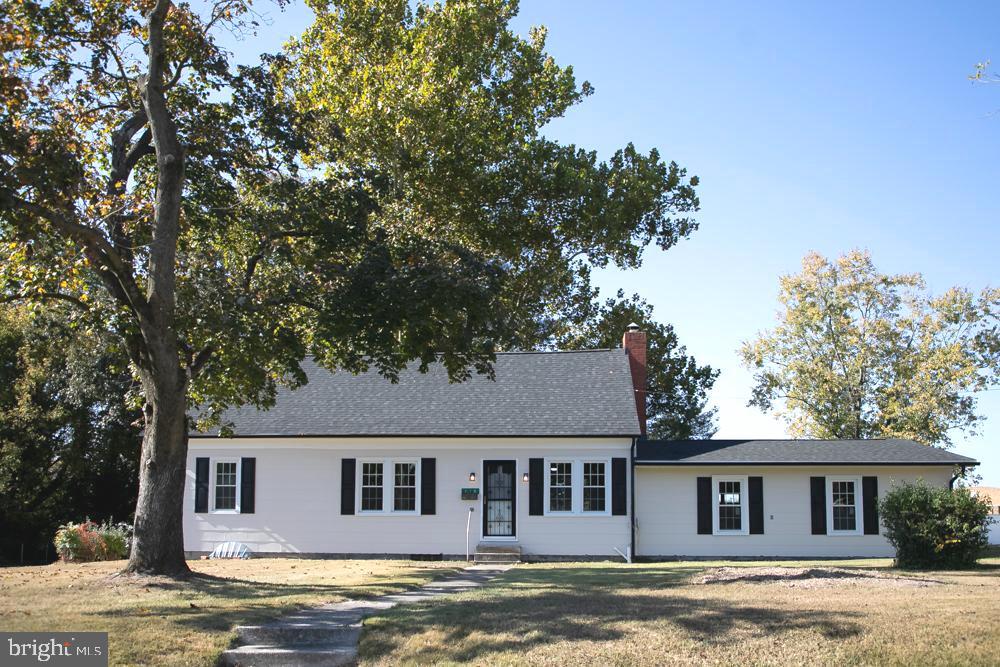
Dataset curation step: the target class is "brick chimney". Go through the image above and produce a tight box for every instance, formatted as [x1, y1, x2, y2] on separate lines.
[623, 323, 647, 436]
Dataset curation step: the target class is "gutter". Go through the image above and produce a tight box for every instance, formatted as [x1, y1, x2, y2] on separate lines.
[634, 460, 979, 467]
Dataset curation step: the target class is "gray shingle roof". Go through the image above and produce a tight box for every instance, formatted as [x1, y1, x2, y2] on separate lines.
[194, 350, 641, 438]
[636, 439, 979, 466]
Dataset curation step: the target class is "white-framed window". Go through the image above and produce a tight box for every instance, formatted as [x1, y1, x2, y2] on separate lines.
[360, 461, 384, 512]
[358, 458, 420, 514]
[827, 476, 862, 535]
[212, 458, 240, 513]
[548, 461, 573, 512]
[712, 475, 748, 535]
[583, 462, 607, 512]
[544, 458, 611, 516]
[393, 462, 417, 512]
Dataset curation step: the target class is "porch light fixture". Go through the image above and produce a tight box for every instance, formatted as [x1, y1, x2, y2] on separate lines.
[522, 472, 529, 483]
[468, 472, 476, 482]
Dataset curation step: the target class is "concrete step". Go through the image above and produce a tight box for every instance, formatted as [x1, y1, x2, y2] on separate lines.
[220, 643, 357, 667]
[474, 551, 520, 564]
[475, 544, 521, 554]
[235, 623, 361, 646]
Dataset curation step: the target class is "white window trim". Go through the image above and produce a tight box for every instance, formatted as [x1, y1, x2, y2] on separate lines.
[712, 475, 748, 536]
[210, 457, 240, 514]
[356, 458, 421, 515]
[827, 476, 863, 536]
[543, 458, 612, 516]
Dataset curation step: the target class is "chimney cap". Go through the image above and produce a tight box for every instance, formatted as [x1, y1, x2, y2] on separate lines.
[626, 322, 641, 333]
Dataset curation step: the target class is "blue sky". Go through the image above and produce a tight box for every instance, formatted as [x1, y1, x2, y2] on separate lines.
[226, 1, 1000, 483]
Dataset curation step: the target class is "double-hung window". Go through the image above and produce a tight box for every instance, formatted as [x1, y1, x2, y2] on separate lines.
[393, 462, 417, 512]
[583, 462, 606, 512]
[361, 462, 384, 511]
[712, 475, 748, 535]
[545, 459, 610, 515]
[827, 477, 862, 535]
[358, 459, 419, 514]
[549, 462, 573, 512]
[212, 459, 239, 512]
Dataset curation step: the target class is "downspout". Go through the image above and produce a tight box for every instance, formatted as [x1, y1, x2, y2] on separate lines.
[950, 465, 968, 490]
[630, 437, 637, 562]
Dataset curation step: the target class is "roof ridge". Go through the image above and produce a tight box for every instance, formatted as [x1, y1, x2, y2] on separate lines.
[492, 348, 620, 355]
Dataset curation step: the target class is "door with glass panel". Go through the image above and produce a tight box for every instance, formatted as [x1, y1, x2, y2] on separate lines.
[483, 460, 515, 538]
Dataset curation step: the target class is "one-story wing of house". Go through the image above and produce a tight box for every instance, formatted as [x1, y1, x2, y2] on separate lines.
[185, 326, 978, 561]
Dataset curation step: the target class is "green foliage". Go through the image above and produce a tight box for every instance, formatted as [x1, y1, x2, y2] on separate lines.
[0, 0, 700, 420]
[0, 305, 139, 564]
[557, 292, 718, 439]
[54, 520, 132, 562]
[879, 481, 992, 569]
[741, 250, 1000, 446]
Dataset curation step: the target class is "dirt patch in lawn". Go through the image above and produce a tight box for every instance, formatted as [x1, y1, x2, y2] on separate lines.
[694, 566, 943, 588]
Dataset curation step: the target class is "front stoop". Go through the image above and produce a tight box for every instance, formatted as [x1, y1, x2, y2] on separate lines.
[474, 544, 521, 564]
[220, 565, 510, 667]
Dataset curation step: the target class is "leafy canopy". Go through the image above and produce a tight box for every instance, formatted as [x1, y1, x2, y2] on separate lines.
[0, 0, 700, 423]
[741, 250, 1000, 446]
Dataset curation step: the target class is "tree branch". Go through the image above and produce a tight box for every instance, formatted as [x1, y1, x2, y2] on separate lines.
[0, 190, 151, 324]
[0, 291, 90, 310]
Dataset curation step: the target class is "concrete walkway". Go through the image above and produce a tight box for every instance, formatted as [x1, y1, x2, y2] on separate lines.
[221, 564, 512, 666]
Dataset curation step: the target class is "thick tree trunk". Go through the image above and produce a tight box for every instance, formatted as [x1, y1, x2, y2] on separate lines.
[122, 0, 189, 576]
[125, 366, 190, 575]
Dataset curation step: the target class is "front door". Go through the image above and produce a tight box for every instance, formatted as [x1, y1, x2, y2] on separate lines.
[483, 460, 516, 538]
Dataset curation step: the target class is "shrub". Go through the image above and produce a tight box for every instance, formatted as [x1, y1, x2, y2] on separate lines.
[54, 520, 132, 562]
[879, 481, 992, 569]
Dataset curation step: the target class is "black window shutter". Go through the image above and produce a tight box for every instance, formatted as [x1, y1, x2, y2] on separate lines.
[810, 476, 827, 535]
[341, 458, 356, 515]
[421, 458, 436, 515]
[529, 458, 544, 515]
[749, 476, 764, 534]
[195, 457, 209, 513]
[696, 476, 712, 534]
[862, 476, 879, 535]
[240, 457, 256, 514]
[611, 458, 627, 515]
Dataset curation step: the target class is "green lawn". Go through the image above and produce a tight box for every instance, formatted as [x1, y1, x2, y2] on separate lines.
[360, 558, 1000, 666]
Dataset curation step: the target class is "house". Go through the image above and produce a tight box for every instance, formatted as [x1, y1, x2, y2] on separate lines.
[184, 326, 979, 560]
[969, 487, 1000, 545]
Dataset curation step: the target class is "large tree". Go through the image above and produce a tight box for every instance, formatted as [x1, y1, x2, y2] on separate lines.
[558, 292, 718, 439]
[741, 250, 1000, 446]
[0, 0, 699, 574]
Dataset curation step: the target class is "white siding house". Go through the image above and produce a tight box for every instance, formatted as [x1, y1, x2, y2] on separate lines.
[184, 327, 979, 560]
[185, 437, 632, 558]
[635, 465, 952, 558]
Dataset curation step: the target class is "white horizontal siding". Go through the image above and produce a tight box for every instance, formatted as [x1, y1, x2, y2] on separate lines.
[184, 437, 631, 557]
[635, 465, 952, 558]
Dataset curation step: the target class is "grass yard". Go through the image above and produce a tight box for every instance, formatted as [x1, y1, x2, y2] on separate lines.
[361, 557, 1000, 666]
[0, 558, 460, 666]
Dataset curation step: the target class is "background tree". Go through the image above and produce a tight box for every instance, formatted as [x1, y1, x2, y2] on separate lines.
[0, 305, 140, 564]
[558, 292, 718, 439]
[0, 0, 699, 573]
[741, 250, 1000, 446]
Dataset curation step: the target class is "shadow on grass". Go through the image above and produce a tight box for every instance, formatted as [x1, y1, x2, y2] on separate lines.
[86, 566, 459, 634]
[698, 567, 946, 586]
[361, 566, 864, 664]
